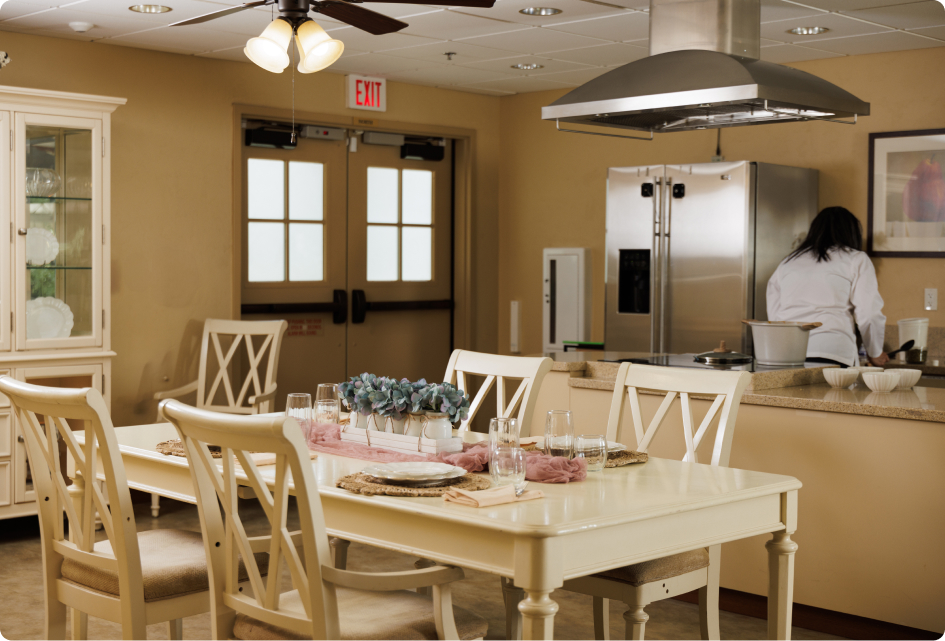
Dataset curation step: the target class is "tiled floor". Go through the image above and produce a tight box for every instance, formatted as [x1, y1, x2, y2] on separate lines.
[0, 498, 845, 640]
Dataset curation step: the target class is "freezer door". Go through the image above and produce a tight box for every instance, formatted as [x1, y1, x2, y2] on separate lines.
[663, 162, 752, 354]
[605, 166, 664, 352]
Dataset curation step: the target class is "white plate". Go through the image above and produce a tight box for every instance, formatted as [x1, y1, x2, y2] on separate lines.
[26, 297, 74, 339]
[362, 462, 465, 481]
[26, 228, 59, 266]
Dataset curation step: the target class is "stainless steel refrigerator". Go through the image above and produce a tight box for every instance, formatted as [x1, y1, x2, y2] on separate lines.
[605, 161, 818, 355]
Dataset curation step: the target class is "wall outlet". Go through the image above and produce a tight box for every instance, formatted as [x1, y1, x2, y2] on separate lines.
[925, 288, 938, 311]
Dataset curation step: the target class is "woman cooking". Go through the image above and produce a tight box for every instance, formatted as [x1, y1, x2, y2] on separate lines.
[767, 206, 889, 368]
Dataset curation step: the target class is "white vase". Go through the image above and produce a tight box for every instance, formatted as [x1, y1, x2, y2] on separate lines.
[404, 413, 425, 438]
[422, 412, 453, 440]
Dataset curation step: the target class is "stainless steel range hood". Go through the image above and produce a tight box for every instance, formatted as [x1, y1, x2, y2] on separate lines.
[542, 0, 870, 134]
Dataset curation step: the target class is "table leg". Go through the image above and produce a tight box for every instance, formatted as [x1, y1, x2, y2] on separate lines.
[330, 537, 350, 570]
[518, 589, 558, 640]
[502, 577, 524, 640]
[766, 531, 798, 640]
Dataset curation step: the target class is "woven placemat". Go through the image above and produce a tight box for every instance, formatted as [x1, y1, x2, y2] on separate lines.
[156, 439, 224, 458]
[337, 472, 491, 497]
[606, 450, 648, 467]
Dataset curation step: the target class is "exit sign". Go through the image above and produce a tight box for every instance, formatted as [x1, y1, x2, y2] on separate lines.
[347, 74, 387, 112]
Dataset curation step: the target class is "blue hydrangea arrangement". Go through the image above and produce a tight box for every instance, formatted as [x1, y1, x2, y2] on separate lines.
[337, 374, 470, 424]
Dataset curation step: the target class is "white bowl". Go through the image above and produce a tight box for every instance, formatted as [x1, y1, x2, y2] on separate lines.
[856, 366, 883, 383]
[893, 369, 922, 390]
[745, 321, 814, 366]
[822, 368, 858, 389]
[862, 372, 900, 393]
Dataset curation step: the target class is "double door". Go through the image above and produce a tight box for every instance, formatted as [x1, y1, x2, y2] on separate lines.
[241, 128, 453, 409]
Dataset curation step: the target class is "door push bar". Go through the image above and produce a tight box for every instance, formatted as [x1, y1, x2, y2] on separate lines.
[351, 289, 453, 324]
[241, 289, 348, 324]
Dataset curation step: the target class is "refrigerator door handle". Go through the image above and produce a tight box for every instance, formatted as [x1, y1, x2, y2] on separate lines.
[651, 178, 662, 354]
[659, 177, 673, 353]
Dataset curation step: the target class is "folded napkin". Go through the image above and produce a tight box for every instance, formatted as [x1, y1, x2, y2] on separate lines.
[443, 484, 543, 507]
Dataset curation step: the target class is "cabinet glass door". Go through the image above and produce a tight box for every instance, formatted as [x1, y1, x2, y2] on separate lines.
[15, 114, 103, 350]
[0, 112, 10, 352]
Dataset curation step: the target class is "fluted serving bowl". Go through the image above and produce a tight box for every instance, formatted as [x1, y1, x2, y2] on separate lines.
[856, 367, 883, 383]
[823, 368, 858, 389]
[863, 372, 900, 393]
[893, 369, 922, 390]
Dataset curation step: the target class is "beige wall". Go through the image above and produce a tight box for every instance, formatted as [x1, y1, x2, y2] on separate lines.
[497, 46, 945, 356]
[0, 31, 501, 426]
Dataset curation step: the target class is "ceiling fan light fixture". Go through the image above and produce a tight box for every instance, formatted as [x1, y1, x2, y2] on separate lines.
[245, 18, 293, 73]
[296, 20, 345, 73]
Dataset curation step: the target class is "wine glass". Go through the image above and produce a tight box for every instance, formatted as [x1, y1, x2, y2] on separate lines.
[489, 417, 520, 453]
[316, 384, 337, 402]
[490, 446, 527, 494]
[544, 410, 574, 458]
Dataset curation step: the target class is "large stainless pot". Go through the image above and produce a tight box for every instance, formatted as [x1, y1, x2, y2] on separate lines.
[743, 320, 821, 366]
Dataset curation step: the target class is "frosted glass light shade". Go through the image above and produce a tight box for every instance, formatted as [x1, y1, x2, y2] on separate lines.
[296, 20, 344, 73]
[245, 18, 292, 73]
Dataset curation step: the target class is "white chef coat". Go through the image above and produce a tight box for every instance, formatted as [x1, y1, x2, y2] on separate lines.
[766, 248, 885, 367]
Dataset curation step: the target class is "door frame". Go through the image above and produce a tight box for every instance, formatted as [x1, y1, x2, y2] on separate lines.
[230, 104, 476, 352]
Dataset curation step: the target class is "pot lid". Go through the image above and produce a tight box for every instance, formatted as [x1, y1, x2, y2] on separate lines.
[694, 340, 752, 364]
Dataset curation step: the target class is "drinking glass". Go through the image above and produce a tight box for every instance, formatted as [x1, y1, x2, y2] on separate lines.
[544, 410, 574, 458]
[489, 417, 520, 453]
[574, 434, 607, 472]
[286, 393, 313, 441]
[314, 399, 340, 425]
[316, 384, 337, 402]
[490, 446, 527, 494]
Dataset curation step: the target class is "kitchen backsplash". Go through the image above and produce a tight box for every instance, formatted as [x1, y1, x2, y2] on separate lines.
[884, 325, 944, 358]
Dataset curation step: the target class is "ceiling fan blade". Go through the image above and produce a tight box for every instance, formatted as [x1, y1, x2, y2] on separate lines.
[171, 0, 270, 26]
[313, 2, 408, 35]
[352, 0, 496, 7]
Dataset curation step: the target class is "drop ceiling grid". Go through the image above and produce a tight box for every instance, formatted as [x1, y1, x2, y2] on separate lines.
[0, 0, 941, 93]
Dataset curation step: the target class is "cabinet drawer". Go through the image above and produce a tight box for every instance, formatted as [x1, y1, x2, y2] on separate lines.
[0, 370, 9, 407]
[0, 412, 9, 458]
[0, 461, 9, 507]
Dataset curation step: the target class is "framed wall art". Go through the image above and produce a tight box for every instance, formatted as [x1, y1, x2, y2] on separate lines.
[868, 128, 945, 257]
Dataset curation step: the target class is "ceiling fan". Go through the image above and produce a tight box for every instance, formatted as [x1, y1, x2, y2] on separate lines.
[173, 0, 497, 73]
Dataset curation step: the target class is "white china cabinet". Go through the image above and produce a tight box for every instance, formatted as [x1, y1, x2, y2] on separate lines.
[0, 86, 124, 520]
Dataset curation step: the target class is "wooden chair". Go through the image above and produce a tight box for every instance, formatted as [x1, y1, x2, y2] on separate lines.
[558, 364, 752, 640]
[151, 318, 288, 517]
[442, 349, 553, 435]
[0, 376, 226, 640]
[160, 399, 489, 641]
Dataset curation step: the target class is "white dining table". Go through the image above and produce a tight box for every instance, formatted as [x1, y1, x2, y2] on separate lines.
[73, 422, 802, 640]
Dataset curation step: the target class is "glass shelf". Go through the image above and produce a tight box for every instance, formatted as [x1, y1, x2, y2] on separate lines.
[26, 196, 91, 202]
[26, 265, 92, 270]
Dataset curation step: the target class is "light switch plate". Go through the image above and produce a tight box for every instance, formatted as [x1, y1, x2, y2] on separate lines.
[925, 288, 938, 311]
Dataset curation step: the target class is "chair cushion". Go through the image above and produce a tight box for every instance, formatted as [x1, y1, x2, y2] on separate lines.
[61, 529, 269, 602]
[596, 548, 710, 587]
[232, 587, 489, 640]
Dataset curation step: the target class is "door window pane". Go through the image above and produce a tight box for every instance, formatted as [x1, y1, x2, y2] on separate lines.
[248, 222, 285, 282]
[367, 167, 398, 223]
[402, 226, 432, 281]
[248, 159, 284, 220]
[289, 161, 323, 221]
[402, 170, 432, 225]
[367, 225, 398, 281]
[289, 223, 323, 281]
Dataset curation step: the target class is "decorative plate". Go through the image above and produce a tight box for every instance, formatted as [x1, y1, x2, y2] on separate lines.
[361, 462, 465, 481]
[26, 228, 59, 266]
[26, 297, 74, 339]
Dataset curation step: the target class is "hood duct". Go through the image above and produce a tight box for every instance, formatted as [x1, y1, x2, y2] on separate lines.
[542, 0, 869, 135]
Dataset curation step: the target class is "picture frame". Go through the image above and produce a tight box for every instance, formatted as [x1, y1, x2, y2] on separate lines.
[868, 128, 945, 257]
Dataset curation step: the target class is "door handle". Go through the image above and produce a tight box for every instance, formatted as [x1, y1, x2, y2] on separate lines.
[332, 289, 347, 324]
[240, 289, 348, 324]
[351, 289, 453, 325]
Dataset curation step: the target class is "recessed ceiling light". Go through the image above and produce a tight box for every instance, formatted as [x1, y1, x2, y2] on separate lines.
[129, 4, 172, 13]
[519, 7, 562, 16]
[788, 26, 828, 35]
[511, 63, 544, 70]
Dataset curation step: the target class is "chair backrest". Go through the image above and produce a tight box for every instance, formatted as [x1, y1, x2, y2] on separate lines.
[0, 376, 145, 604]
[605, 364, 751, 467]
[442, 350, 553, 434]
[196, 319, 288, 414]
[161, 400, 337, 640]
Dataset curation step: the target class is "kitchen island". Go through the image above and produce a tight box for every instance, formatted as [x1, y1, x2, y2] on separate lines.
[527, 352, 944, 636]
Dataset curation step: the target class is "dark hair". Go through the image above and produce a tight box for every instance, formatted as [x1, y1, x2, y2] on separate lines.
[788, 206, 863, 262]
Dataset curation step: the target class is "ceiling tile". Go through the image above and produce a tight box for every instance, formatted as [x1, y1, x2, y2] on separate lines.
[779, 0, 927, 10]
[457, 26, 610, 52]
[452, 84, 516, 95]
[0, 6, 157, 33]
[184, 7, 344, 37]
[195, 44, 249, 62]
[530, 65, 610, 83]
[324, 27, 444, 52]
[382, 39, 520, 64]
[759, 43, 844, 62]
[382, 64, 514, 85]
[348, 2, 444, 19]
[400, 10, 524, 39]
[325, 51, 437, 74]
[0, 2, 56, 20]
[908, 23, 945, 38]
[545, 11, 649, 42]
[761, 12, 892, 41]
[843, 1, 945, 29]
[107, 24, 248, 52]
[543, 41, 647, 65]
[449, 0, 630, 26]
[465, 74, 576, 92]
[459, 53, 592, 72]
[74, 0, 221, 26]
[97, 38, 196, 55]
[592, 0, 648, 9]
[760, 0, 826, 23]
[796, 28, 945, 53]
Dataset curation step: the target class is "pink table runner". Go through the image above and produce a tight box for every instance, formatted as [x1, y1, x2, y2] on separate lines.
[308, 422, 586, 484]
